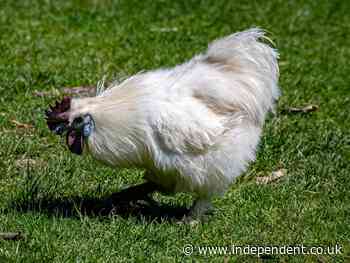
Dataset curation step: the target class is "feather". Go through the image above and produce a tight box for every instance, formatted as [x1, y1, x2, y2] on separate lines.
[48, 28, 280, 216]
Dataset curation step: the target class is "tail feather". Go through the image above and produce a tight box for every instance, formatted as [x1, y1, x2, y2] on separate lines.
[200, 28, 280, 124]
[206, 28, 279, 84]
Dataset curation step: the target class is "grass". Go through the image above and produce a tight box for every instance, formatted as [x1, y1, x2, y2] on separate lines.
[0, 0, 349, 262]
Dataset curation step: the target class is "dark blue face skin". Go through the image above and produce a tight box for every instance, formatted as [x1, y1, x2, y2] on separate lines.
[66, 114, 94, 155]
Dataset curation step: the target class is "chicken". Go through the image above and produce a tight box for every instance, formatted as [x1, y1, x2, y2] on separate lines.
[46, 28, 280, 219]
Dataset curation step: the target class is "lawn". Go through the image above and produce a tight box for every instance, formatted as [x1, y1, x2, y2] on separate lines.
[0, 0, 349, 262]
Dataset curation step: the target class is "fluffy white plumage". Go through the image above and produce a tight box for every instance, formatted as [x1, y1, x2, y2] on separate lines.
[69, 28, 280, 216]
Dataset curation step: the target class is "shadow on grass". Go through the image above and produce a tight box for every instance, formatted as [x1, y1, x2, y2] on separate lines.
[8, 191, 189, 222]
[8, 192, 190, 223]
[6, 171, 190, 223]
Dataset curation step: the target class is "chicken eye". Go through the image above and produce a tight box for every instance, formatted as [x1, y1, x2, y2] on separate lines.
[72, 117, 84, 129]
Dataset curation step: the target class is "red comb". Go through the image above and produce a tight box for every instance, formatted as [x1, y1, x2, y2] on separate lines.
[45, 96, 71, 135]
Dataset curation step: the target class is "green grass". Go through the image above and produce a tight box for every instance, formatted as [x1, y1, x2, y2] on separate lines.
[1, 0, 349, 262]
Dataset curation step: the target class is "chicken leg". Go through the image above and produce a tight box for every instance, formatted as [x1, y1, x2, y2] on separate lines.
[110, 181, 158, 204]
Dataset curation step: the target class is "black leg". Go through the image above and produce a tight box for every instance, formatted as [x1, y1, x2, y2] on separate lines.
[110, 181, 158, 203]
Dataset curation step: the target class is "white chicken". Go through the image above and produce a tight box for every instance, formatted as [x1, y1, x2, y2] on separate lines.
[46, 28, 280, 219]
